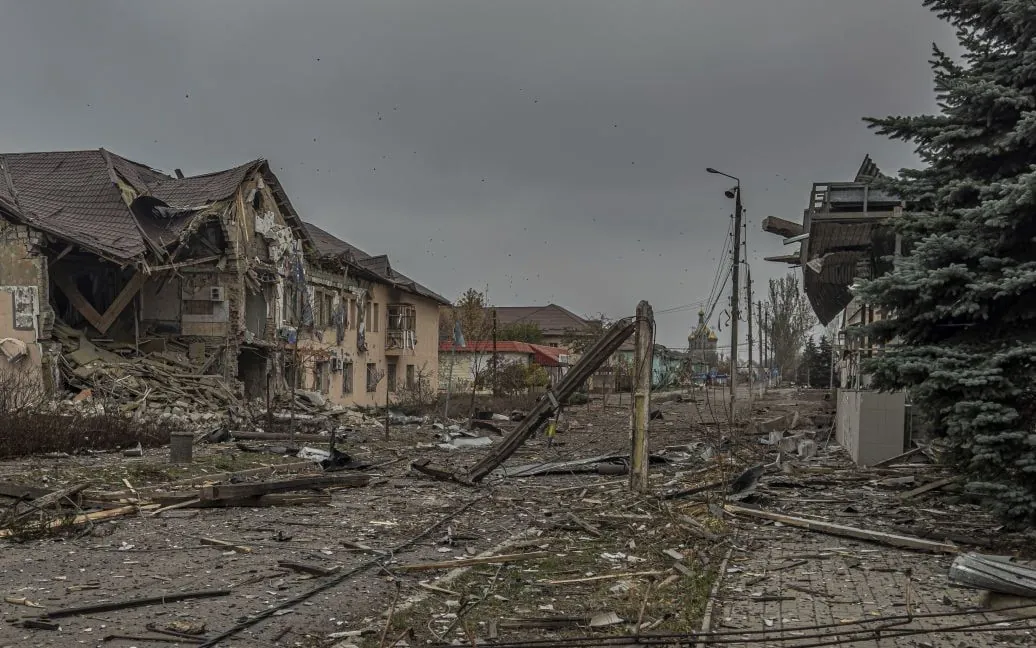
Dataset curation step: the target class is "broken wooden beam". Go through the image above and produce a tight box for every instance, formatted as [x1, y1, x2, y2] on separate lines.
[199, 474, 369, 502]
[541, 571, 663, 585]
[85, 461, 319, 501]
[41, 589, 230, 619]
[151, 492, 331, 508]
[871, 446, 925, 467]
[0, 504, 153, 538]
[277, 561, 341, 577]
[26, 482, 92, 510]
[199, 537, 252, 553]
[462, 319, 636, 483]
[395, 551, 550, 572]
[900, 476, 957, 500]
[723, 504, 958, 554]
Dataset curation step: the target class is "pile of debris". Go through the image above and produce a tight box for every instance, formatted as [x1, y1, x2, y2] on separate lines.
[54, 322, 242, 425]
[51, 322, 383, 433]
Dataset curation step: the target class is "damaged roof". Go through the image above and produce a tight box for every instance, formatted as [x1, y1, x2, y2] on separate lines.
[303, 221, 450, 306]
[0, 150, 149, 259]
[0, 149, 311, 261]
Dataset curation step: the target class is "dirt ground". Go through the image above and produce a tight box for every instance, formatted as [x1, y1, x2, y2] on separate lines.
[0, 388, 1033, 647]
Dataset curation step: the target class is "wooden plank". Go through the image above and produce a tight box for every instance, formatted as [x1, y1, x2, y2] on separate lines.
[395, 551, 550, 572]
[200, 474, 370, 502]
[51, 272, 106, 332]
[900, 476, 957, 500]
[723, 504, 958, 554]
[277, 561, 340, 577]
[541, 571, 663, 585]
[85, 461, 318, 501]
[199, 537, 252, 553]
[871, 446, 924, 468]
[42, 589, 229, 619]
[0, 504, 154, 538]
[27, 483, 92, 509]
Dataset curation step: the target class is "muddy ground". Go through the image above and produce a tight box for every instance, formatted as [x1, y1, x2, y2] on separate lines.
[0, 388, 1031, 647]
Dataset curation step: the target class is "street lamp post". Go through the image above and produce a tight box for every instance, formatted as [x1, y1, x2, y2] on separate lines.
[707, 167, 742, 419]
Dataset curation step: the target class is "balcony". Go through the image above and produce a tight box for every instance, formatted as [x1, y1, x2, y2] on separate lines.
[386, 303, 417, 355]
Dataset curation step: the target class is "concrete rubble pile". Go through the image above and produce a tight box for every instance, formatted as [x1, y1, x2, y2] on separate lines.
[51, 321, 380, 432]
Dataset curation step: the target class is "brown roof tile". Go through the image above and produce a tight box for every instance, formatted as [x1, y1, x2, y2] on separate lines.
[303, 221, 449, 305]
[493, 304, 589, 336]
[0, 150, 146, 259]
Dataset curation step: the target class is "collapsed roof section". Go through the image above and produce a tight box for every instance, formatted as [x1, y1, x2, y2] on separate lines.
[0, 149, 313, 264]
[761, 155, 903, 325]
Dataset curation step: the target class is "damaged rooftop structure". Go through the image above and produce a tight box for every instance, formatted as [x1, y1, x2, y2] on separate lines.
[763, 155, 908, 466]
[0, 149, 447, 417]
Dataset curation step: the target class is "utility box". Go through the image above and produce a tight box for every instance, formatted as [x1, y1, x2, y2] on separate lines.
[835, 389, 906, 466]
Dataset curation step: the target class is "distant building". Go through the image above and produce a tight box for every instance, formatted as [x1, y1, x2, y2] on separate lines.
[491, 304, 589, 348]
[687, 309, 718, 375]
[438, 340, 569, 393]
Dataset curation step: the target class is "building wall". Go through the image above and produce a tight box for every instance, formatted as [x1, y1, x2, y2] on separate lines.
[293, 277, 443, 409]
[437, 350, 531, 394]
[0, 221, 48, 384]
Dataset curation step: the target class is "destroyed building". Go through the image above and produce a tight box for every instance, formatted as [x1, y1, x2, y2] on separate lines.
[762, 155, 907, 465]
[0, 149, 447, 415]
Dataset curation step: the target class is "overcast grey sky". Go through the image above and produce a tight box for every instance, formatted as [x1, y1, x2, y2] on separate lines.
[0, 1, 954, 349]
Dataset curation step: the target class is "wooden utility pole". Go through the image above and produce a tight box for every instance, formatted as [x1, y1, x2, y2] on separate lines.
[757, 300, 765, 393]
[729, 188, 743, 418]
[745, 265, 754, 403]
[630, 301, 654, 493]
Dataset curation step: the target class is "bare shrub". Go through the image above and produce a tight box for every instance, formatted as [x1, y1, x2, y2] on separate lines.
[0, 366, 47, 414]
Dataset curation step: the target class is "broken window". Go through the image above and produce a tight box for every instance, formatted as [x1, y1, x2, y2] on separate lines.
[342, 362, 354, 395]
[364, 301, 372, 331]
[406, 364, 416, 390]
[366, 362, 378, 392]
[387, 303, 417, 350]
[316, 291, 334, 329]
[387, 363, 397, 392]
[283, 285, 301, 324]
[315, 361, 330, 394]
[372, 303, 380, 333]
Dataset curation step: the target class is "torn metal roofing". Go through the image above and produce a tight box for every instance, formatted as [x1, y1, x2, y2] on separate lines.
[303, 221, 449, 305]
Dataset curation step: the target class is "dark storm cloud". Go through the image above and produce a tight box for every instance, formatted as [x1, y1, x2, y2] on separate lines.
[0, 0, 955, 348]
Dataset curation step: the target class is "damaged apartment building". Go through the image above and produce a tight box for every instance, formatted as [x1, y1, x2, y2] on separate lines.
[0, 149, 447, 413]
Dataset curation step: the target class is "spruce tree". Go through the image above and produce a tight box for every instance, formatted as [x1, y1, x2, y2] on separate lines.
[858, 0, 1036, 522]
